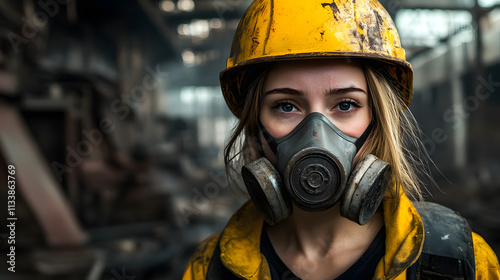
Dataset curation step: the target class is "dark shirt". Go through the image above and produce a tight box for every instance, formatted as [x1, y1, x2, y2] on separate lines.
[260, 224, 386, 280]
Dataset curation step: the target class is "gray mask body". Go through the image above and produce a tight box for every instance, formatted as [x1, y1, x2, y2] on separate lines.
[271, 113, 357, 211]
[242, 112, 391, 225]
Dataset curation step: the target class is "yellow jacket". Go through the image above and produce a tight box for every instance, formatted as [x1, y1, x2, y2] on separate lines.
[182, 186, 500, 279]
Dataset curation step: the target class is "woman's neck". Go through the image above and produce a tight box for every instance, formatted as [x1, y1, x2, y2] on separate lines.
[266, 203, 384, 279]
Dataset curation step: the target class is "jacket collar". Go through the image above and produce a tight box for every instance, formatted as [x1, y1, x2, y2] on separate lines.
[219, 201, 271, 279]
[374, 185, 424, 279]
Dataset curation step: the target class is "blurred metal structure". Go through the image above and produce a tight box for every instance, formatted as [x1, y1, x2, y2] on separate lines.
[0, 0, 248, 279]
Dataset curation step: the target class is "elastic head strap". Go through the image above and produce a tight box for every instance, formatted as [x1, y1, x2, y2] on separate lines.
[259, 120, 279, 155]
[354, 121, 374, 152]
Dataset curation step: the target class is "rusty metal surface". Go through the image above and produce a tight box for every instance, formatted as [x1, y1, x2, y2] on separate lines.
[0, 101, 87, 246]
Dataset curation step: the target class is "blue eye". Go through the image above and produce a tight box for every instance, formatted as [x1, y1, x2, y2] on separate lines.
[276, 103, 296, 112]
[336, 101, 355, 111]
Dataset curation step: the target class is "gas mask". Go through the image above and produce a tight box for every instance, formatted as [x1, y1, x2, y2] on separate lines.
[242, 113, 391, 226]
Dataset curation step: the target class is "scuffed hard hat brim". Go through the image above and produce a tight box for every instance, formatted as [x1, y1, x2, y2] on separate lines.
[220, 52, 413, 119]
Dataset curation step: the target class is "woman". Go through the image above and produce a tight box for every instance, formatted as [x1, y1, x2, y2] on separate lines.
[183, 0, 500, 279]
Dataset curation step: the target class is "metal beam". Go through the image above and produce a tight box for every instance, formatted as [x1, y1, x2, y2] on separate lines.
[0, 101, 88, 247]
[137, 0, 182, 54]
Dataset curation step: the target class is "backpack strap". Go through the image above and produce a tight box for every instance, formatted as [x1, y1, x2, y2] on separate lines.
[407, 202, 475, 280]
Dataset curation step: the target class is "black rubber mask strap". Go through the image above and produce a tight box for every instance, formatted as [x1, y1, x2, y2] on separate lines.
[354, 121, 374, 152]
[259, 120, 278, 155]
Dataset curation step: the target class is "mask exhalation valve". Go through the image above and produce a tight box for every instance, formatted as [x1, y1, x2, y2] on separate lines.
[286, 150, 343, 211]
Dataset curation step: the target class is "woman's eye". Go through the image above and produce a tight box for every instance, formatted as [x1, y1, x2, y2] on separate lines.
[276, 103, 296, 112]
[336, 101, 355, 111]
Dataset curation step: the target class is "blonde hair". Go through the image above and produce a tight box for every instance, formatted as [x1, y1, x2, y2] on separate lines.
[224, 61, 427, 202]
[359, 65, 426, 202]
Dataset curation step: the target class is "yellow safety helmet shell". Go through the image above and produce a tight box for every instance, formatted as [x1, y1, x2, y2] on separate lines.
[220, 0, 413, 118]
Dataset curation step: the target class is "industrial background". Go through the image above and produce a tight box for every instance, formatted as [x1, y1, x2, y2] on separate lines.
[0, 0, 499, 279]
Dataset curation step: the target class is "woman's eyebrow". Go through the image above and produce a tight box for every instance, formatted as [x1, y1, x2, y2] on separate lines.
[326, 87, 367, 95]
[263, 88, 304, 96]
[264, 86, 367, 96]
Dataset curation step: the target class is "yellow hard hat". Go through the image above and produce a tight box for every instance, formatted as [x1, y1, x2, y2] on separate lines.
[220, 0, 413, 118]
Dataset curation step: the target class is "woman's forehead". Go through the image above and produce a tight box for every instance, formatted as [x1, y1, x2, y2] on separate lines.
[269, 58, 362, 71]
[264, 59, 366, 88]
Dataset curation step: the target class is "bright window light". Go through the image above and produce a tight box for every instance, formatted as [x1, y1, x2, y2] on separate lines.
[395, 9, 473, 47]
[159, 0, 175, 12]
[178, 0, 195, 12]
